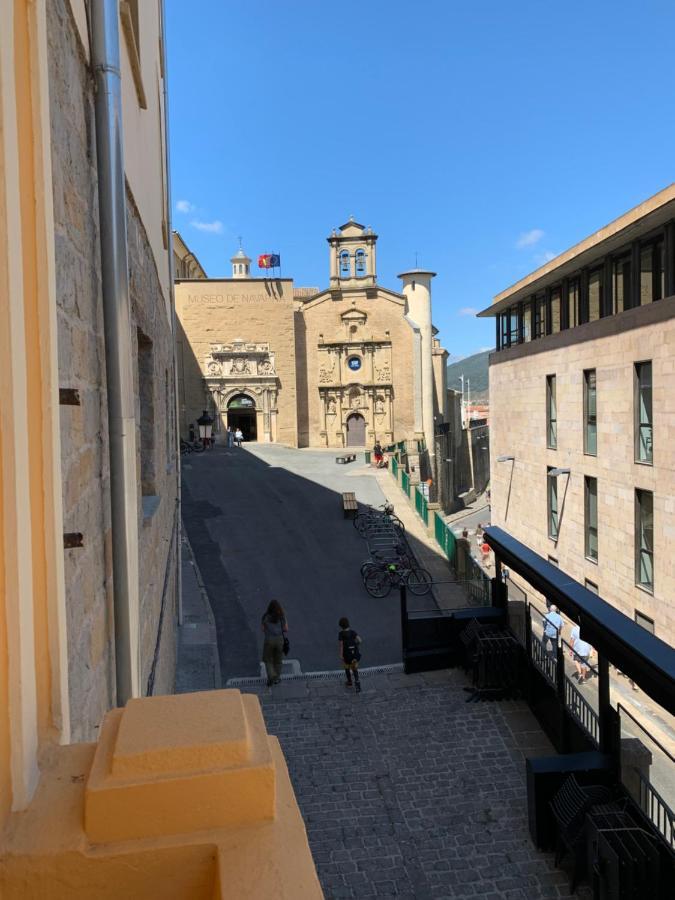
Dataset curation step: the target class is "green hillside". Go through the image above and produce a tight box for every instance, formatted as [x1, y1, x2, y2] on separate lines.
[446, 350, 490, 399]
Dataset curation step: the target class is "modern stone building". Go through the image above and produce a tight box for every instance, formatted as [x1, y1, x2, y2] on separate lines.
[481, 185, 675, 642]
[175, 219, 449, 459]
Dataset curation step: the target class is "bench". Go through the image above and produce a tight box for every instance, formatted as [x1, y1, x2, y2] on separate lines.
[335, 453, 356, 464]
[342, 492, 358, 519]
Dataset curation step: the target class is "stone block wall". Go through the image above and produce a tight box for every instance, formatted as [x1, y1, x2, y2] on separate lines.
[49, 0, 177, 739]
[489, 298, 675, 640]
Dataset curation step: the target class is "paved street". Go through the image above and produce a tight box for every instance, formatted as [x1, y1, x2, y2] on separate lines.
[252, 668, 590, 900]
[182, 444, 429, 681]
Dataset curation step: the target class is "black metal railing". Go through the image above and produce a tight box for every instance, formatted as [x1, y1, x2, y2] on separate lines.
[638, 771, 675, 850]
[530, 636, 557, 686]
[564, 677, 600, 746]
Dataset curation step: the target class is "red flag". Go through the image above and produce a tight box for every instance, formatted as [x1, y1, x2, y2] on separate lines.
[258, 254, 272, 269]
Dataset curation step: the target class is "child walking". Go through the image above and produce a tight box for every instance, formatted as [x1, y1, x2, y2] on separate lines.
[338, 617, 362, 693]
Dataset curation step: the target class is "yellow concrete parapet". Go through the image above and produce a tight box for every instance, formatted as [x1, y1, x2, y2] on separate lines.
[0, 690, 323, 899]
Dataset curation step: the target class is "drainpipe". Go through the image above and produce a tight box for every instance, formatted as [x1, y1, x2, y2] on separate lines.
[90, 0, 140, 704]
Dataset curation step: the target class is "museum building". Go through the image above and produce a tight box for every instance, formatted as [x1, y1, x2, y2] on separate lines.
[174, 219, 449, 455]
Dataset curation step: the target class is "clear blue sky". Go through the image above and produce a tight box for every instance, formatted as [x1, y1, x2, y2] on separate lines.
[165, 0, 675, 358]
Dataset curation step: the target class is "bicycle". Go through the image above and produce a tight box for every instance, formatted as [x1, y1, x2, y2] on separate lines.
[180, 438, 204, 455]
[353, 502, 405, 537]
[363, 560, 432, 598]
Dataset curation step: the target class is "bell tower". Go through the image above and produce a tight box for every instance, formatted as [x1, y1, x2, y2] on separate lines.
[230, 241, 251, 279]
[327, 217, 377, 287]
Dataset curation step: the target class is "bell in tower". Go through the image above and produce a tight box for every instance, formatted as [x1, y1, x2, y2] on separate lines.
[327, 217, 378, 287]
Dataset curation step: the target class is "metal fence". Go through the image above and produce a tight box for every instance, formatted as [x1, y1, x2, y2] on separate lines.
[564, 676, 600, 746]
[433, 511, 456, 564]
[414, 485, 429, 525]
[391, 455, 399, 479]
[465, 555, 491, 605]
[401, 470, 410, 497]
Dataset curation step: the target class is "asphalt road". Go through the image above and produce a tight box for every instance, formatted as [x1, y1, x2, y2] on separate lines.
[181, 444, 404, 680]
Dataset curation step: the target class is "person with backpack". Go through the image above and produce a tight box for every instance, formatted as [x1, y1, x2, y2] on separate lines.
[338, 616, 362, 692]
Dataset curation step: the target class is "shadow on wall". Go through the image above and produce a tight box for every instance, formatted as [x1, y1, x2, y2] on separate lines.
[180, 448, 451, 682]
[294, 310, 309, 447]
[176, 317, 208, 438]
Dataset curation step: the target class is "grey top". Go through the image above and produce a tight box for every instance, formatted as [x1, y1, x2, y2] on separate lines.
[262, 614, 287, 638]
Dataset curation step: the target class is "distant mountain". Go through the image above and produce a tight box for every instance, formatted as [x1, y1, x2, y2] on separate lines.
[446, 350, 490, 400]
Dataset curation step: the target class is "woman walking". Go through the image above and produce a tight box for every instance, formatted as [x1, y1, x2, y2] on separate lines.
[261, 600, 288, 686]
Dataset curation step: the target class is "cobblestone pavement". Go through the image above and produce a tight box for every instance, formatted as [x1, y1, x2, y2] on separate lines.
[253, 668, 591, 900]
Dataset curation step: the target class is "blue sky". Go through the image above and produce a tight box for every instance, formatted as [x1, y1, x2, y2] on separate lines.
[166, 0, 675, 358]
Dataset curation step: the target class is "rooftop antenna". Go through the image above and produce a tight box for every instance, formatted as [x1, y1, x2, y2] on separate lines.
[237, 235, 243, 249]
[415, 251, 419, 268]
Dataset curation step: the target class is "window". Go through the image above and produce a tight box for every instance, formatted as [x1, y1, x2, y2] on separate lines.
[340, 250, 350, 277]
[640, 240, 664, 305]
[547, 467, 558, 540]
[137, 330, 155, 496]
[546, 375, 557, 449]
[534, 296, 546, 338]
[634, 361, 653, 464]
[500, 312, 510, 348]
[508, 308, 519, 345]
[522, 304, 532, 341]
[613, 255, 631, 313]
[584, 579, 599, 594]
[588, 268, 603, 322]
[567, 279, 579, 329]
[584, 476, 598, 562]
[634, 611, 655, 634]
[550, 288, 561, 333]
[583, 369, 597, 456]
[355, 249, 366, 277]
[635, 489, 654, 592]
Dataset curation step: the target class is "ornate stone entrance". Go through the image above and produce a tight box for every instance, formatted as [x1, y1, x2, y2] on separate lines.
[203, 340, 278, 442]
[346, 413, 366, 447]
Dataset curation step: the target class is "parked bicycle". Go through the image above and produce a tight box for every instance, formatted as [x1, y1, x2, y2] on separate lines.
[363, 559, 432, 598]
[180, 438, 204, 455]
[353, 502, 405, 537]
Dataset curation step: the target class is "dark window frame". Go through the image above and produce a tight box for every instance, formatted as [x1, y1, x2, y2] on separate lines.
[584, 475, 598, 563]
[546, 374, 557, 449]
[547, 466, 559, 541]
[583, 368, 597, 457]
[635, 488, 654, 593]
[634, 360, 653, 465]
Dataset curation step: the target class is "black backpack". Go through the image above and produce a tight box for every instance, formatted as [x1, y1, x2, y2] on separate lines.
[342, 629, 361, 664]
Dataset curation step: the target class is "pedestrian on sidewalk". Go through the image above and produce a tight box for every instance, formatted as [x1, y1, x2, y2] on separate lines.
[261, 600, 288, 686]
[226, 425, 234, 448]
[188, 422, 196, 443]
[542, 605, 563, 656]
[476, 523, 484, 547]
[480, 540, 491, 567]
[570, 625, 592, 683]
[338, 617, 362, 693]
[235, 427, 243, 447]
[373, 441, 383, 467]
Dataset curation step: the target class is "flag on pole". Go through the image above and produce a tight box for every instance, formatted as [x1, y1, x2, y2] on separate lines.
[269, 254, 281, 267]
[258, 254, 273, 269]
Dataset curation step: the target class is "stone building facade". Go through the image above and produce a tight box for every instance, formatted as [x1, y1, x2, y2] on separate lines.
[175, 219, 449, 455]
[481, 185, 675, 642]
[47, 0, 178, 740]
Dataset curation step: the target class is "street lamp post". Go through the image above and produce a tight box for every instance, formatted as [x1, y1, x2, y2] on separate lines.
[197, 410, 214, 449]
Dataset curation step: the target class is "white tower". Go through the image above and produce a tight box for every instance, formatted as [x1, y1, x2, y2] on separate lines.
[230, 244, 251, 279]
[398, 268, 437, 465]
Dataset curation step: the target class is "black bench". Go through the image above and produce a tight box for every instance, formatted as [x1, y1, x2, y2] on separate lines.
[336, 453, 356, 464]
[342, 492, 358, 519]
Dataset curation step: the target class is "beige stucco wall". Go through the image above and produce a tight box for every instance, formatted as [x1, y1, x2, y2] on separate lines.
[490, 297, 675, 640]
[175, 279, 299, 445]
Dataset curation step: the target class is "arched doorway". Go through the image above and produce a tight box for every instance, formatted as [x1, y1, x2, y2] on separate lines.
[346, 413, 366, 447]
[227, 393, 257, 441]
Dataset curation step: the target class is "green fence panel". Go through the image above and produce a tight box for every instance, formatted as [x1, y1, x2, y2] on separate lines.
[391, 456, 399, 479]
[415, 486, 429, 525]
[364, 450, 371, 464]
[401, 470, 410, 497]
[432, 511, 457, 564]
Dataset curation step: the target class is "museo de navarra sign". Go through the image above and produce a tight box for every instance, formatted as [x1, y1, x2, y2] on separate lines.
[186, 293, 286, 305]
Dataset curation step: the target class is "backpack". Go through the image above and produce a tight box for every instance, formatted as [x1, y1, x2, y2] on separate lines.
[342, 629, 361, 664]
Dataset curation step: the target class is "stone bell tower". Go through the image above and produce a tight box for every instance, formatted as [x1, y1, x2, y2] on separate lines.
[230, 243, 251, 279]
[327, 217, 377, 287]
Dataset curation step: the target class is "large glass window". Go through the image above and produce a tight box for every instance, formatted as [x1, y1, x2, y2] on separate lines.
[546, 375, 557, 449]
[567, 279, 579, 328]
[583, 369, 597, 456]
[523, 304, 532, 342]
[500, 312, 509, 348]
[508, 308, 519, 345]
[634, 361, 653, 464]
[640, 240, 664, 305]
[613, 255, 631, 313]
[584, 476, 598, 562]
[534, 296, 546, 338]
[588, 269, 603, 322]
[550, 288, 561, 333]
[547, 467, 559, 540]
[635, 489, 654, 592]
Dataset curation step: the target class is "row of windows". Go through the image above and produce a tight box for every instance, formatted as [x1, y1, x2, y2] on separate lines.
[496, 224, 673, 350]
[545, 362, 653, 464]
[547, 474, 654, 593]
[339, 248, 368, 277]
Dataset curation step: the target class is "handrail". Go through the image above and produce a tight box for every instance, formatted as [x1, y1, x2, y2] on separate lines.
[637, 770, 675, 849]
[617, 703, 675, 765]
